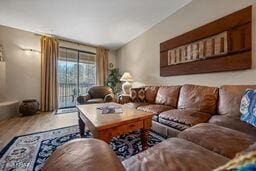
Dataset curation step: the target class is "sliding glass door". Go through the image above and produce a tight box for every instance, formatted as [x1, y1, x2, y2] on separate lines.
[58, 47, 96, 109]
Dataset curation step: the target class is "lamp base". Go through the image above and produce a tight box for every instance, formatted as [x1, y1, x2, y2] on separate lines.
[122, 81, 132, 95]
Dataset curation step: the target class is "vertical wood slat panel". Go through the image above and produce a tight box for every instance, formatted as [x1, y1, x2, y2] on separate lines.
[160, 6, 252, 76]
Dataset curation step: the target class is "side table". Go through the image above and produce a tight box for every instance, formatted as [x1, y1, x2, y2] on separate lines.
[118, 94, 130, 104]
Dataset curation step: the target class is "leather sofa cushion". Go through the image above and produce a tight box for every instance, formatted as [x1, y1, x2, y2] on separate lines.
[155, 86, 181, 108]
[178, 84, 218, 115]
[137, 104, 173, 114]
[178, 123, 256, 158]
[159, 109, 211, 126]
[158, 118, 190, 131]
[122, 138, 229, 171]
[124, 102, 148, 109]
[145, 86, 159, 104]
[218, 85, 256, 117]
[209, 115, 256, 138]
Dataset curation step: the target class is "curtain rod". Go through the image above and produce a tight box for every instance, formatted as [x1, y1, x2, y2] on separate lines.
[34, 33, 98, 49]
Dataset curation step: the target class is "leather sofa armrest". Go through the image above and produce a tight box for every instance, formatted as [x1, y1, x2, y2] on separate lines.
[104, 93, 115, 102]
[77, 94, 91, 104]
[42, 139, 125, 171]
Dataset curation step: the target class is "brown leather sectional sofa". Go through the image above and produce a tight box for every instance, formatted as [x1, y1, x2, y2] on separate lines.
[44, 84, 256, 171]
[125, 84, 256, 138]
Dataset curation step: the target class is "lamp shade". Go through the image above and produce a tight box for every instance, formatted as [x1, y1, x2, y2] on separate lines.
[120, 72, 133, 82]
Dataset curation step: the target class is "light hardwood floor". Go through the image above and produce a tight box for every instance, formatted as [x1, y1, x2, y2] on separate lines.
[0, 112, 78, 150]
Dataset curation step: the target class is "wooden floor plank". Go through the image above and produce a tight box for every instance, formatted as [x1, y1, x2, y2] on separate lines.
[0, 112, 77, 150]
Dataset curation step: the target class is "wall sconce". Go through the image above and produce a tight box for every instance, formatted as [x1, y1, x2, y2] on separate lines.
[22, 48, 41, 54]
[0, 45, 4, 62]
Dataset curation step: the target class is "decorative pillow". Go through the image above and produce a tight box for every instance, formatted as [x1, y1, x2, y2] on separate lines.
[130, 88, 146, 103]
[215, 150, 256, 171]
[240, 89, 256, 127]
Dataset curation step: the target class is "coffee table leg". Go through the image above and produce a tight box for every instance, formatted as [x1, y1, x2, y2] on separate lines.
[78, 112, 85, 137]
[141, 129, 149, 150]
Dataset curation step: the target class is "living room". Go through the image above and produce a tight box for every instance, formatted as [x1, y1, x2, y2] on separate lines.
[0, 0, 255, 171]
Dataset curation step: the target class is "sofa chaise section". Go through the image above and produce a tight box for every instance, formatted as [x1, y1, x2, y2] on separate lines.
[123, 138, 229, 171]
[178, 123, 256, 158]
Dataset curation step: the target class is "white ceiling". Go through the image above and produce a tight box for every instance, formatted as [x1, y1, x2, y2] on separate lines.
[0, 0, 191, 49]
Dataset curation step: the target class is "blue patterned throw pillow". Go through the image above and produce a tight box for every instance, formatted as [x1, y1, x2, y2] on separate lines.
[240, 89, 256, 127]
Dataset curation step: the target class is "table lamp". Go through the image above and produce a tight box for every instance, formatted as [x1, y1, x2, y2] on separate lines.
[120, 72, 133, 95]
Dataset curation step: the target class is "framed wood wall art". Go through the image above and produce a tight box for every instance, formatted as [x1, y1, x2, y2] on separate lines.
[160, 6, 252, 76]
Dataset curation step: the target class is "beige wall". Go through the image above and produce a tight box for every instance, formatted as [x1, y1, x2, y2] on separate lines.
[116, 0, 256, 87]
[0, 25, 116, 102]
[0, 25, 41, 101]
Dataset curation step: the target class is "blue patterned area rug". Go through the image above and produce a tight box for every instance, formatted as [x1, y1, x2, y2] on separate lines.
[0, 125, 165, 171]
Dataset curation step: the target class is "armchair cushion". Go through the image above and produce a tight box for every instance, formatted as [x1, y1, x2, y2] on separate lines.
[87, 98, 104, 104]
[77, 94, 91, 104]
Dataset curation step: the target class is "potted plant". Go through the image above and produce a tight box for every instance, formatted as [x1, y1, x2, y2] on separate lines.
[106, 68, 121, 94]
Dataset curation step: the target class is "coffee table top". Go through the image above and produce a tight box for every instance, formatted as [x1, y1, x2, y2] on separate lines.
[77, 102, 153, 130]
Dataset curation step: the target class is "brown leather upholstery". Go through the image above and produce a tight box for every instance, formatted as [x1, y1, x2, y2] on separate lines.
[42, 139, 125, 171]
[178, 84, 218, 115]
[77, 86, 114, 104]
[159, 109, 211, 126]
[122, 138, 229, 171]
[178, 123, 256, 158]
[145, 86, 159, 104]
[137, 104, 173, 114]
[209, 115, 256, 138]
[158, 118, 190, 131]
[124, 102, 148, 109]
[155, 86, 180, 108]
[218, 85, 256, 117]
[152, 121, 181, 137]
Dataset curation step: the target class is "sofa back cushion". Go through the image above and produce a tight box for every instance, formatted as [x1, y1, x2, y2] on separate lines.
[155, 86, 181, 108]
[145, 86, 159, 104]
[218, 85, 256, 117]
[178, 84, 218, 115]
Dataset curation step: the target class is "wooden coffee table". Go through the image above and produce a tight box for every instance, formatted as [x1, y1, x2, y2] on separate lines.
[77, 102, 153, 150]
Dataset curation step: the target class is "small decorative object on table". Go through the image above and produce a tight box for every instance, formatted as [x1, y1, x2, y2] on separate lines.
[97, 104, 123, 114]
[19, 99, 40, 116]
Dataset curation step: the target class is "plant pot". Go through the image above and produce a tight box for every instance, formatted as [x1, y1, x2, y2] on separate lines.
[19, 99, 40, 116]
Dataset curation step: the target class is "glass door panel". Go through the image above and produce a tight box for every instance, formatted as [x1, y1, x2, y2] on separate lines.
[78, 52, 96, 96]
[58, 48, 78, 108]
[57, 47, 96, 109]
